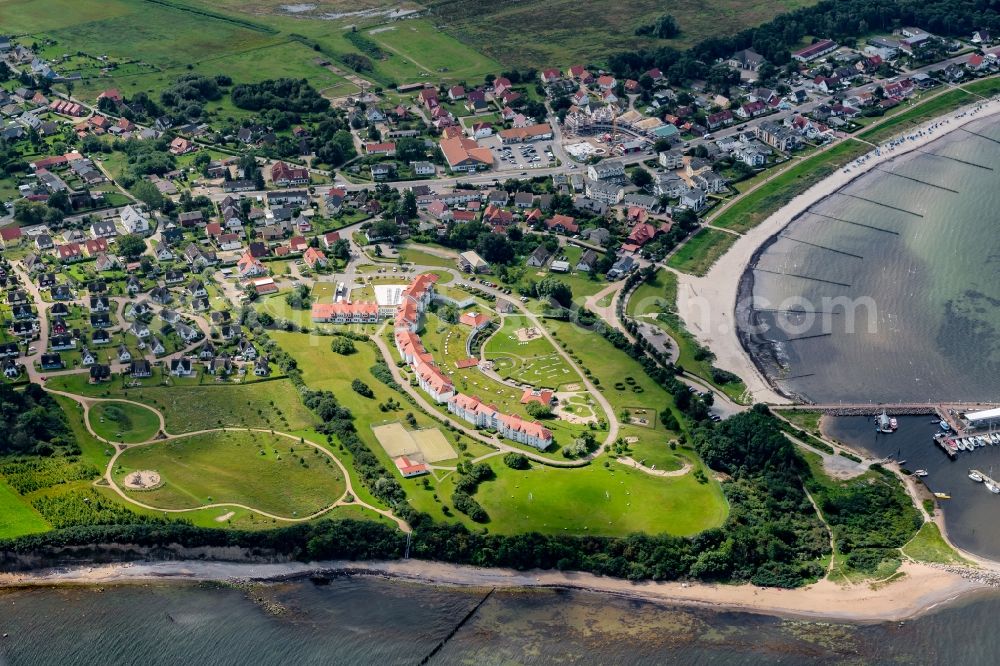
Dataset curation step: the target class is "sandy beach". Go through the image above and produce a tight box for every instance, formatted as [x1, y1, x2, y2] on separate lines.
[675, 94, 1000, 404]
[0, 557, 987, 622]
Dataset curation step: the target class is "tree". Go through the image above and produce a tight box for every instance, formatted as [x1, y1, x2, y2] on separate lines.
[631, 168, 653, 188]
[117, 234, 147, 260]
[330, 239, 351, 261]
[535, 276, 573, 308]
[503, 452, 530, 469]
[525, 401, 553, 419]
[330, 337, 356, 355]
[130, 179, 164, 210]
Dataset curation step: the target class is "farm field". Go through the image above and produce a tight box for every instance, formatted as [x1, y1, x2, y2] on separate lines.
[88, 401, 162, 444]
[432, 457, 727, 537]
[46, 375, 315, 434]
[666, 228, 739, 276]
[114, 430, 347, 517]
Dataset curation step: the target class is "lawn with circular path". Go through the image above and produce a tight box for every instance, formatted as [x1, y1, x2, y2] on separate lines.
[114, 430, 347, 517]
[89, 401, 161, 444]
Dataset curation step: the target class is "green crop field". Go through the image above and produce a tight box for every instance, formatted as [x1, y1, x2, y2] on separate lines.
[0, 477, 51, 539]
[46, 375, 315, 434]
[89, 401, 162, 444]
[114, 430, 347, 517]
[366, 19, 500, 83]
[431, 457, 727, 537]
[666, 228, 739, 276]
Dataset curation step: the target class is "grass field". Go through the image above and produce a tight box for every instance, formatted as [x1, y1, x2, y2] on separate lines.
[483, 315, 579, 389]
[114, 430, 347, 517]
[0, 477, 51, 539]
[398, 246, 458, 269]
[627, 269, 747, 402]
[423, 0, 817, 69]
[366, 19, 500, 83]
[775, 409, 825, 435]
[434, 456, 727, 537]
[89, 401, 162, 444]
[46, 375, 315, 434]
[901, 522, 970, 565]
[666, 228, 739, 276]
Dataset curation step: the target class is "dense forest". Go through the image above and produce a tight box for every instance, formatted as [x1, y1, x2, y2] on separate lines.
[608, 0, 1000, 81]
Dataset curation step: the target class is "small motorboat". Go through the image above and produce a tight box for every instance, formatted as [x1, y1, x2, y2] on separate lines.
[914, 470, 928, 477]
[969, 470, 985, 483]
[987, 481, 1000, 495]
[934, 492, 951, 499]
[940, 421, 952, 431]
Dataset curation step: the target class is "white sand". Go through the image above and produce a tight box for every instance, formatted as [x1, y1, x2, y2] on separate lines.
[675, 94, 1000, 404]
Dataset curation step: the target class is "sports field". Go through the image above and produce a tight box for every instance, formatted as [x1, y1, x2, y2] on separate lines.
[372, 422, 457, 464]
[114, 430, 347, 517]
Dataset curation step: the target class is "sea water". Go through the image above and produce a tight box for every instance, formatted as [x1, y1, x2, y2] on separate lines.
[4, 576, 1000, 665]
[742, 116, 1000, 403]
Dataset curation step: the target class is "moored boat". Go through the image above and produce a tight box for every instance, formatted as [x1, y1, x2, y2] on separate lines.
[969, 470, 985, 482]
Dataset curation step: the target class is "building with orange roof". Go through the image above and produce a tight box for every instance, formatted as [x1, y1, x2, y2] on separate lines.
[520, 388, 554, 405]
[439, 136, 493, 172]
[459, 311, 491, 329]
[311, 301, 381, 324]
[394, 455, 429, 478]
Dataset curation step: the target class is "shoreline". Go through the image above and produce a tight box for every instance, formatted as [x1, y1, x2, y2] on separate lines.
[675, 93, 1000, 404]
[0, 558, 988, 622]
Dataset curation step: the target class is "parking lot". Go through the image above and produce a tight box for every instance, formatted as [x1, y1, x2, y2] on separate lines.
[481, 136, 556, 172]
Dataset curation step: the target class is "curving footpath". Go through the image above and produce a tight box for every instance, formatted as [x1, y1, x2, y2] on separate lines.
[45, 385, 410, 532]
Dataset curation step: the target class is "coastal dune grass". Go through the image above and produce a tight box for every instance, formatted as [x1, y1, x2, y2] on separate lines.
[902, 522, 971, 565]
[114, 430, 347, 517]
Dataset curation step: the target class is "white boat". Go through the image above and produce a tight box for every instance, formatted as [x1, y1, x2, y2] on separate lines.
[987, 481, 1000, 495]
[940, 420, 952, 432]
[915, 469, 929, 477]
[969, 470, 984, 482]
[960, 439, 971, 451]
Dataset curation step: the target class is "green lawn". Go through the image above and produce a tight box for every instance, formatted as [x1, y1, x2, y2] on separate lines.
[666, 228, 739, 276]
[366, 18, 500, 83]
[710, 139, 870, 233]
[483, 315, 580, 389]
[398, 246, 458, 269]
[774, 409, 824, 435]
[46, 375, 315, 434]
[855, 89, 973, 145]
[627, 269, 747, 402]
[89, 401, 162, 444]
[901, 522, 970, 565]
[114, 430, 347, 517]
[432, 457, 727, 537]
[0, 477, 51, 539]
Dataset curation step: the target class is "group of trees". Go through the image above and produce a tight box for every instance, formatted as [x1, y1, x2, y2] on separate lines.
[608, 0, 1000, 85]
[634, 14, 681, 39]
[159, 73, 228, 122]
[0, 384, 72, 456]
[232, 78, 328, 114]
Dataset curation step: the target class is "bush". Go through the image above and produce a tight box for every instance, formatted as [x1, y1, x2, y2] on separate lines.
[330, 337, 356, 355]
[351, 379, 374, 398]
[503, 453, 530, 470]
